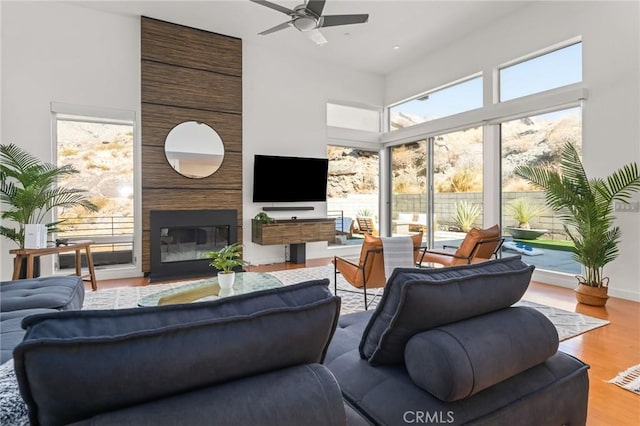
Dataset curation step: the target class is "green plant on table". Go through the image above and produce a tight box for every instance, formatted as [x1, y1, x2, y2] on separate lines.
[253, 212, 275, 224]
[507, 197, 547, 229]
[207, 243, 248, 273]
[0, 143, 99, 248]
[515, 142, 640, 287]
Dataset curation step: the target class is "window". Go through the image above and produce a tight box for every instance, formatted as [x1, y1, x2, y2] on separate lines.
[500, 42, 582, 101]
[327, 146, 379, 246]
[500, 107, 582, 274]
[389, 76, 482, 131]
[327, 102, 380, 132]
[54, 111, 135, 270]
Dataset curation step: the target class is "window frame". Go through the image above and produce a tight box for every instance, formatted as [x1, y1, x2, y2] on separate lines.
[51, 102, 141, 279]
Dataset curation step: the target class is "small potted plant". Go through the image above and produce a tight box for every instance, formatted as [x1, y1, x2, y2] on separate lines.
[253, 212, 275, 224]
[206, 243, 248, 289]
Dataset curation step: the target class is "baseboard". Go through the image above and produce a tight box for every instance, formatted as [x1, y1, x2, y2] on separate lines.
[532, 269, 640, 302]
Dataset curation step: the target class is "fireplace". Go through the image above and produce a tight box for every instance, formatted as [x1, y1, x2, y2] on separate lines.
[150, 209, 237, 282]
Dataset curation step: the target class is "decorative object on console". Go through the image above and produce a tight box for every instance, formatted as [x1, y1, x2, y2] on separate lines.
[206, 243, 248, 288]
[164, 121, 224, 179]
[253, 212, 275, 224]
[515, 142, 640, 306]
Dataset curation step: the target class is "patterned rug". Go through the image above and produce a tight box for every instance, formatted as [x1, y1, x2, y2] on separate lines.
[608, 364, 640, 395]
[85, 264, 609, 342]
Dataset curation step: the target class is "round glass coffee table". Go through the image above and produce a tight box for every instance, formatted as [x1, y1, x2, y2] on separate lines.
[137, 272, 283, 307]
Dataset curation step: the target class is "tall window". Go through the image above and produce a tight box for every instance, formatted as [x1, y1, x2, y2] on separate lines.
[327, 146, 379, 245]
[55, 112, 135, 270]
[500, 107, 582, 274]
[433, 127, 483, 246]
[390, 140, 427, 241]
[500, 42, 582, 101]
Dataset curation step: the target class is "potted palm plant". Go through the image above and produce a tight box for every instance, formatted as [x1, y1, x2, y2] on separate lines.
[207, 243, 248, 289]
[0, 144, 98, 276]
[515, 142, 640, 306]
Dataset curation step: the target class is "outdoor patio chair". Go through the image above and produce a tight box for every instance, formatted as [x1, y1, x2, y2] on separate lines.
[334, 232, 424, 309]
[418, 224, 504, 267]
[354, 217, 377, 236]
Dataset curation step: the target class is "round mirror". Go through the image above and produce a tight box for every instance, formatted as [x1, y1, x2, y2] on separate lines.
[164, 121, 224, 178]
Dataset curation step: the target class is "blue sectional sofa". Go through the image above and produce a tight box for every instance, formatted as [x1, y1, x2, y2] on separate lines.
[6, 257, 589, 425]
[325, 257, 589, 425]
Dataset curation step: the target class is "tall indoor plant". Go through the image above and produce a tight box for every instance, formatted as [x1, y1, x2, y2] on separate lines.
[0, 143, 98, 248]
[515, 142, 640, 305]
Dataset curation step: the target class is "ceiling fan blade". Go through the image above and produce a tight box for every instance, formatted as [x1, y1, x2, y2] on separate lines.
[250, 0, 295, 16]
[305, 0, 326, 17]
[319, 14, 369, 28]
[258, 21, 293, 35]
[305, 29, 328, 46]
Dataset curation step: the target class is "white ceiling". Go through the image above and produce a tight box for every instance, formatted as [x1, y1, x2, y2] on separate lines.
[75, 0, 532, 76]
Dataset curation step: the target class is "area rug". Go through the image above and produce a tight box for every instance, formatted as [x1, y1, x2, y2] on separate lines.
[84, 264, 609, 342]
[608, 364, 640, 395]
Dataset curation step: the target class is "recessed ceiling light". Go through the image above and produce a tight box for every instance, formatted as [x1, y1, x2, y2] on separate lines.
[393, 45, 400, 50]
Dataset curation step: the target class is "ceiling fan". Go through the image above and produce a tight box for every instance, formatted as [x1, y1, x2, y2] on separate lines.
[250, 0, 369, 45]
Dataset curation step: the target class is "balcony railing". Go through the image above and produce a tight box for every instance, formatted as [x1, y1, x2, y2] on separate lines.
[57, 216, 134, 249]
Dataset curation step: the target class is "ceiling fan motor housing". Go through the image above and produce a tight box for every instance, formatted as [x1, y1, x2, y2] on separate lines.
[292, 4, 319, 31]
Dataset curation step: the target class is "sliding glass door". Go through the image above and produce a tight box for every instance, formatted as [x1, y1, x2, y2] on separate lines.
[432, 126, 483, 248]
[500, 107, 582, 274]
[390, 140, 428, 243]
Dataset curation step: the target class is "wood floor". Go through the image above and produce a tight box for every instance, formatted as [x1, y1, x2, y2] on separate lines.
[95, 258, 640, 425]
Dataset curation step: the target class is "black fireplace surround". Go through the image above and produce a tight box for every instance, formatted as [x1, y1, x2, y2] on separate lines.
[150, 209, 237, 282]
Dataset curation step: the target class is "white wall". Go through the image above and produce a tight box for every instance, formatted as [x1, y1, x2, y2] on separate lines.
[0, 1, 141, 280]
[242, 43, 384, 264]
[384, 1, 640, 301]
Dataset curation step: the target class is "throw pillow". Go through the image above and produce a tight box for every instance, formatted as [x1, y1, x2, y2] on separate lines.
[359, 256, 534, 364]
[404, 307, 559, 401]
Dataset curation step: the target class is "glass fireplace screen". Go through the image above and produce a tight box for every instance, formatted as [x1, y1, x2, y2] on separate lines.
[159, 225, 230, 263]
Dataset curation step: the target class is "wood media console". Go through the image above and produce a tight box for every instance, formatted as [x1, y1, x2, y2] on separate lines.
[251, 218, 336, 263]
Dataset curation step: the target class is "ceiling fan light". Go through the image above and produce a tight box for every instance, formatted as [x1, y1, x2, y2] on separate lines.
[293, 16, 317, 31]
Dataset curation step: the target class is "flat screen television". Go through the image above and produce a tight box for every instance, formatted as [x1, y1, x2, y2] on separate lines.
[252, 154, 329, 202]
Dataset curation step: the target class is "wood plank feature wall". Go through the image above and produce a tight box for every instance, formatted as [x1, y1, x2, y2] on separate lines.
[141, 17, 242, 273]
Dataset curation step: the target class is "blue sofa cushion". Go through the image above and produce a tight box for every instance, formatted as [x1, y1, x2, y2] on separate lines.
[405, 307, 559, 401]
[14, 279, 340, 426]
[359, 256, 534, 364]
[0, 276, 84, 312]
[68, 364, 347, 426]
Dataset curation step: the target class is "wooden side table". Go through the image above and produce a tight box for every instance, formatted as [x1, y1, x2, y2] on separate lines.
[10, 240, 98, 291]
